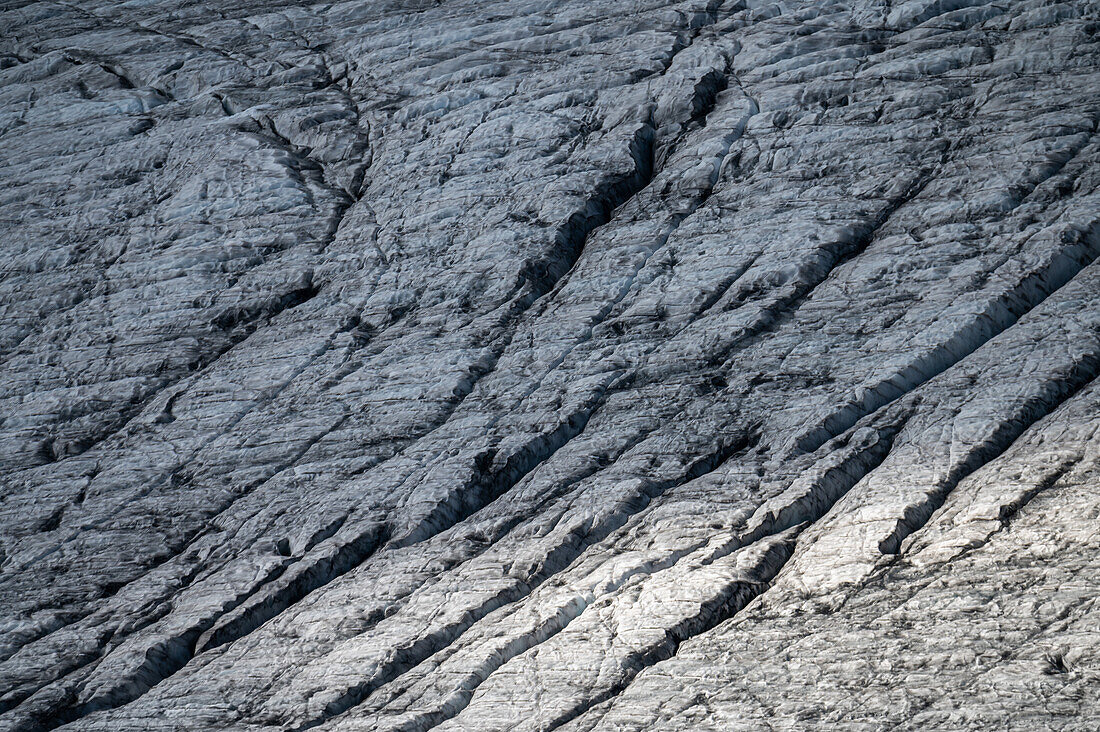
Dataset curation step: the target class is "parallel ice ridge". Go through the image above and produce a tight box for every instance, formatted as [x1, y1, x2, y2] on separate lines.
[0, 0, 1098, 729]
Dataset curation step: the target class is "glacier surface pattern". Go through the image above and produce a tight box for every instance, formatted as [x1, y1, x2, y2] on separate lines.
[1, 0, 1100, 729]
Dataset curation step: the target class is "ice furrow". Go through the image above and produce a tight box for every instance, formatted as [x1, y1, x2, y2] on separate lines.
[539, 532, 798, 732]
[878, 351, 1100, 557]
[797, 217, 1100, 457]
[277, 425, 762, 731]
